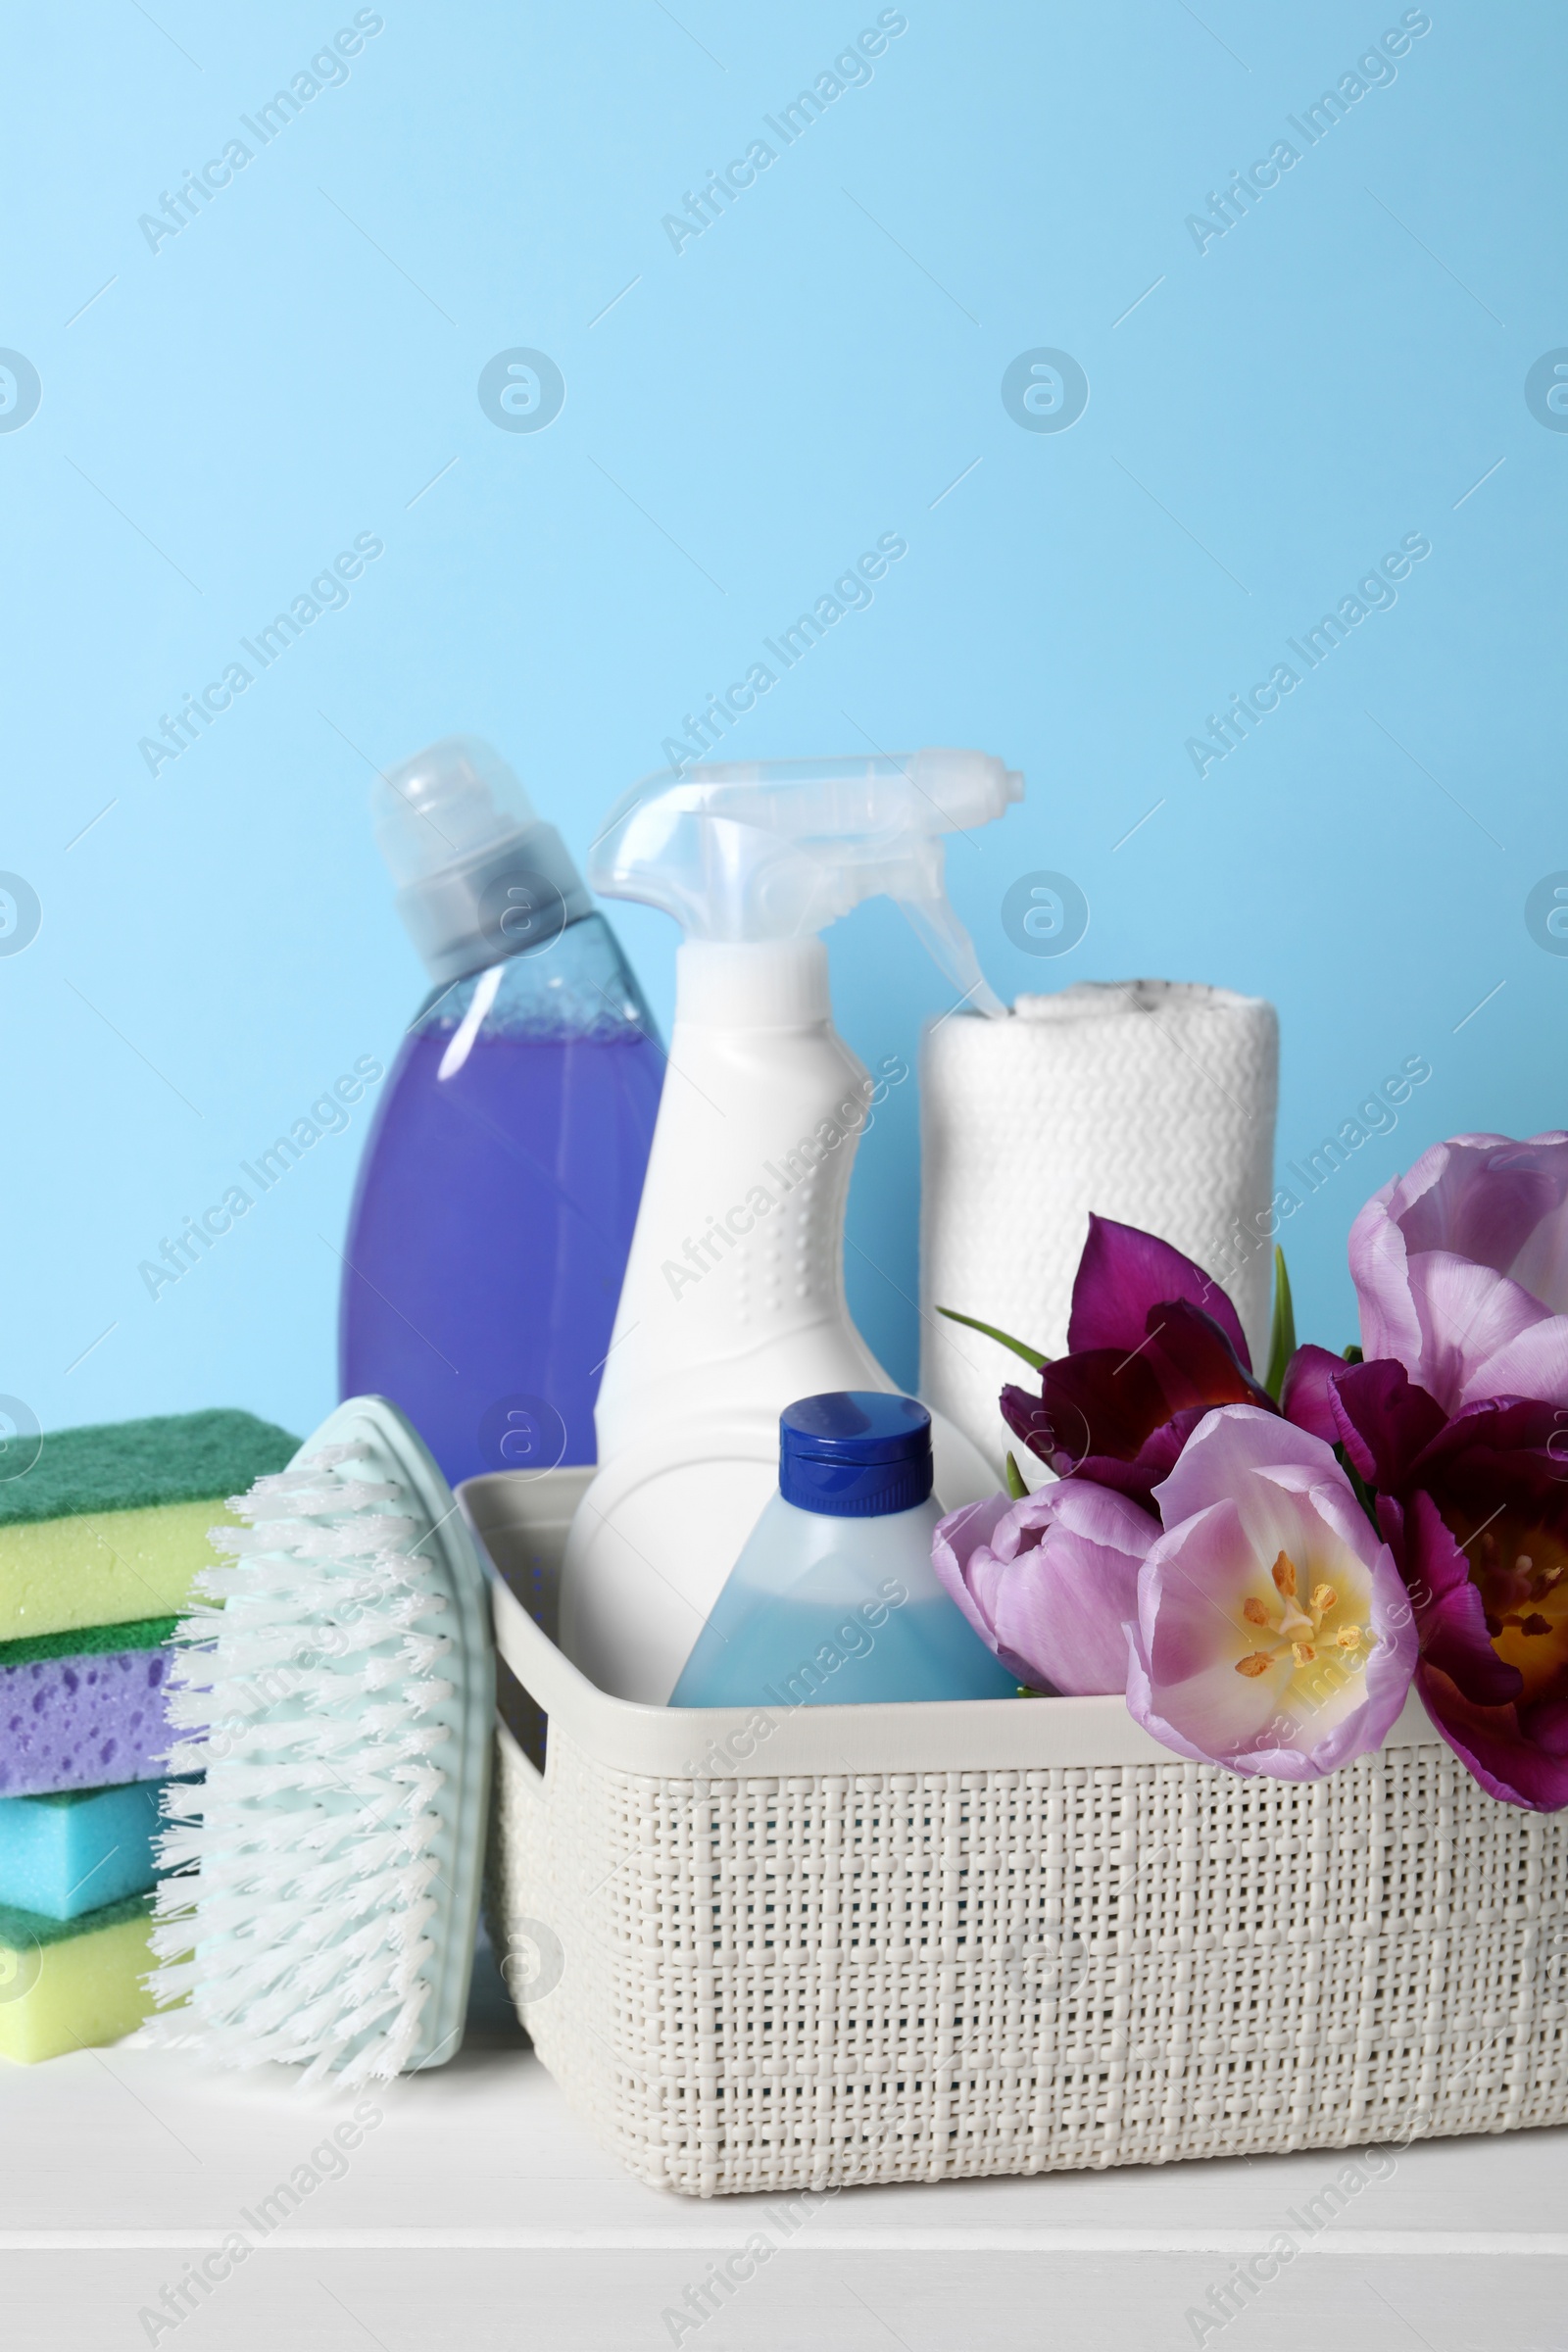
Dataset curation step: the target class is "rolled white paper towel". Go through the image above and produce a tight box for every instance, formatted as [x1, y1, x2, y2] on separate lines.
[919, 980, 1279, 1474]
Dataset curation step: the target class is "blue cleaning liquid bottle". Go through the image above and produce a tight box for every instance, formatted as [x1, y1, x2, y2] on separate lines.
[670, 1393, 1017, 1707]
[339, 737, 663, 1489]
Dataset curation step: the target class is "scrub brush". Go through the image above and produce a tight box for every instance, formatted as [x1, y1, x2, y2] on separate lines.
[140, 1395, 494, 2084]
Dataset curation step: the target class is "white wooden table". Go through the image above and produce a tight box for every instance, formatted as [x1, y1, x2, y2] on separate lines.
[5, 1978, 1565, 2352]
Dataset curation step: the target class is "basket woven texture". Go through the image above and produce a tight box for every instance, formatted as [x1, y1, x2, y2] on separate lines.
[488, 1721, 1568, 2198]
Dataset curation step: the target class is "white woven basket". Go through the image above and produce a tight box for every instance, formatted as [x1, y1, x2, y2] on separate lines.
[464, 1466, 1568, 2200]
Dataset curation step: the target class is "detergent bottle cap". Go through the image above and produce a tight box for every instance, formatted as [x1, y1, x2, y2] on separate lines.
[373, 734, 593, 985]
[778, 1391, 934, 1517]
[588, 750, 1023, 1017]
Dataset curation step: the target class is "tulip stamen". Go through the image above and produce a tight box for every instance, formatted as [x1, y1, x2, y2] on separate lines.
[1237, 1558, 1373, 1682]
[1464, 1516, 1568, 1703]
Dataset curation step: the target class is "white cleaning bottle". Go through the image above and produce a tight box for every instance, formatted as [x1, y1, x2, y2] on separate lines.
[558, 749, 1023, 1702]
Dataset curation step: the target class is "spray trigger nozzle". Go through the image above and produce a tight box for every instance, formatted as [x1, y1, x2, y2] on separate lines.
[588, 749, 1023, 1016]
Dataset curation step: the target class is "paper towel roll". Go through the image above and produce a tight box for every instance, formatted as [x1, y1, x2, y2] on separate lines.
[919, 980, 1279, 1474]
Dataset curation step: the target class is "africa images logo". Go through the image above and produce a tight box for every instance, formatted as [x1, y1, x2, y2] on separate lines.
[0, 350, 41, 433]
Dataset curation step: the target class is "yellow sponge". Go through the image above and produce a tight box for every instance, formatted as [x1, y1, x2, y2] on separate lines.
[0, 1499, 244, 1642]
[0, 1893, 156, 2064]
[0, 1408, 297, 1642]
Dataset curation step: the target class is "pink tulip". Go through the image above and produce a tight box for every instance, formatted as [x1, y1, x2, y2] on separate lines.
[932, 1480, 1157, 1694]
[1349, 1131, 1568, 1413]
[1127, 1405, 1416, 1779]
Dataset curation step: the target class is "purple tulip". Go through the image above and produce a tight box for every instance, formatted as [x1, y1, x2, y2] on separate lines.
[1331, 1357, 1568, 1810]
[1349, 1131, 1568, 1413]
[931, 1480, 1157, 1694]
[1000, 1214, 1276, 1508]
[1127, 1405, 1416, 1780]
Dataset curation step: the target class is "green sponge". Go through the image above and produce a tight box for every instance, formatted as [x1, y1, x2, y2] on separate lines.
[0, 1892, 156, 2064]
[0, 1409, 301, 1527]
[0, 1616, 178, 1670]
[0, 1409, 298, 1642]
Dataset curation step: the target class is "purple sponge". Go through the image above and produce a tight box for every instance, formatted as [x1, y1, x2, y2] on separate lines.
[0, 1618, 177, 1796]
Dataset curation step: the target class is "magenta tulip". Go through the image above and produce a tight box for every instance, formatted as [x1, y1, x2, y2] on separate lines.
[999, 1214, 1276, 1508]
[1331, 1357, 1568, 1810]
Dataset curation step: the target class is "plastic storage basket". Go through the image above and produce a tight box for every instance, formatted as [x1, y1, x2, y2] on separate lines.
[464, 1465, 1568, 2200]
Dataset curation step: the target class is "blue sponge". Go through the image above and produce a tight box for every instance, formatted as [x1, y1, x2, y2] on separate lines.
[0, 1781, 164, 1920]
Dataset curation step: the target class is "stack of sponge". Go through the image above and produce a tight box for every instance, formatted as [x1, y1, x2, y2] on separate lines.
[0, 1408, 297, 2062]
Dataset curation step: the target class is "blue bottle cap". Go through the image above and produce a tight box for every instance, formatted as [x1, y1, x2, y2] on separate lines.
[778, 1392, 933, 1517]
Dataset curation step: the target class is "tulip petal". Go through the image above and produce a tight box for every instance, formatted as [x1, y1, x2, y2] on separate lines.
[1006, 1316, 1270, 1511]
[992, 1535, 1143, 1696]
[1402, 1490, 1524, 1707]
[1279, 1344, 1347, 1442]
[1142, 1300, 1274, 1415]
[1330, 1359, 1448, 1491]
[1136, 1499, 1261, 1687]
[930, 1482, 1157, 1697]
[931, 1494, 1012, 1647]
[1406, 1251, 1558, 1413]
[1407, 1395, 1568, 1524]
[1072, 1412, 1209, 1508]
[1349, 1132, 1568, 1410]
[1460, 1313, 1568, 1412]
[1416, 1664, 1568, 1812]
[1152, 1402, 1341, 1535]
[1520, 1693, 1568, 1760]
[1013, 1347, 1167, 1471]
[1348, 1174, 1424, 1370]
[1126, 1627, 1291, 1763]
[1067, 1213, 1250, 1365]
[1399, 1133, 1568, 1288]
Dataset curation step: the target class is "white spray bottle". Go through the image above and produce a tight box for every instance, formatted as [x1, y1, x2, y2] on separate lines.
[559, 750, 1023, 1702]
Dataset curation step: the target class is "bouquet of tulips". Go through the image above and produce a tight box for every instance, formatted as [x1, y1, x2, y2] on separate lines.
[933, 1133, 1568, 1812]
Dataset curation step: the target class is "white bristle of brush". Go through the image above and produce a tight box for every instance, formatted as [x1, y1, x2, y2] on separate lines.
[141, 1442, 457, 2087]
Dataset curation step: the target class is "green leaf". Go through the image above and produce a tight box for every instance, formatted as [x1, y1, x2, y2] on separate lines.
[1342, 1343, 1364, 1364]
[1263, 1246, 1296, 1402]
[1004, 1450, 1029, 1499]
[937, 1305, 1049, 1373]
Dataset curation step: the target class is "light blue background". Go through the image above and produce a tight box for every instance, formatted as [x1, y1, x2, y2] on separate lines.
[3, 0, 1562, 1445]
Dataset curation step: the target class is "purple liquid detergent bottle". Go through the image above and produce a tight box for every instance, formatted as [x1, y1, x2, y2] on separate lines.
[339, 736, 662, 1489]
